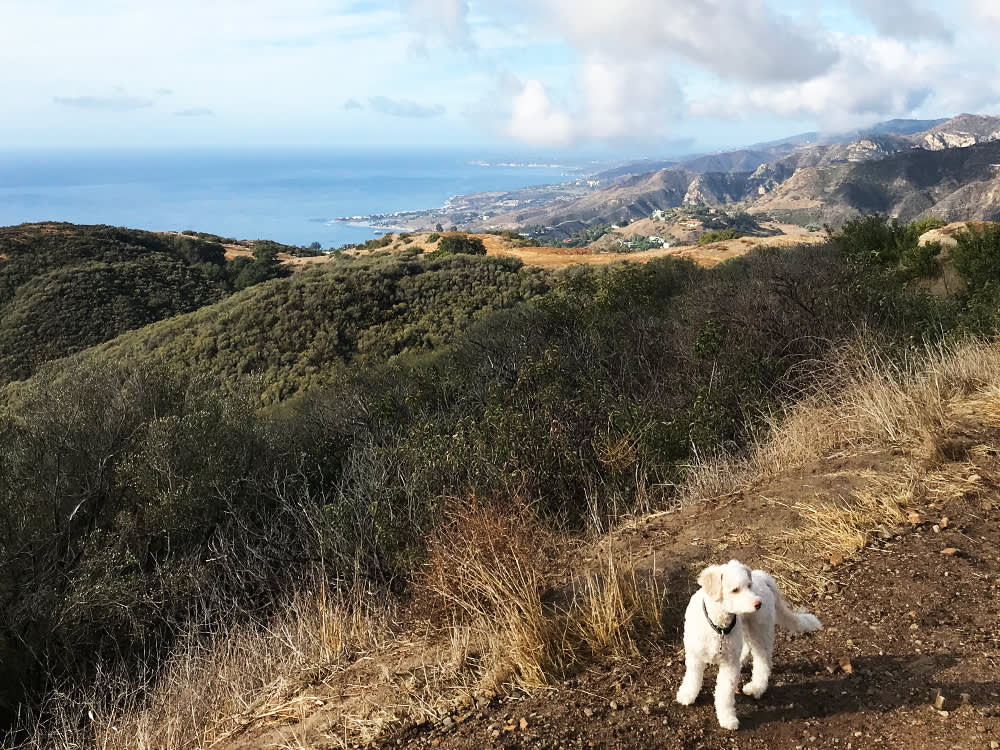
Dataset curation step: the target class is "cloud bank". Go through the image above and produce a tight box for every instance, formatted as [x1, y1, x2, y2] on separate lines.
[408, 0, 1000, 147]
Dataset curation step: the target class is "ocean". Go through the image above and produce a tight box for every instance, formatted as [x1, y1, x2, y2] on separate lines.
[0, 148, 580, 248]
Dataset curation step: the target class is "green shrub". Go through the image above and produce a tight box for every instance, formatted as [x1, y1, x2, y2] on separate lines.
[951, 223, 1000, 287]
[698, 229, 743, 245]
[435, 234, 487, 256]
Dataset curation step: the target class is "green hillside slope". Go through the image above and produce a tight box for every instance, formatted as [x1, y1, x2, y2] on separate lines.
[72, 249, 550, 404]
[0, 223, 272, 381]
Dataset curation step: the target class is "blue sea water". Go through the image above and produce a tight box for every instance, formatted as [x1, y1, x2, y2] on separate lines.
[0, 148, 579, 248]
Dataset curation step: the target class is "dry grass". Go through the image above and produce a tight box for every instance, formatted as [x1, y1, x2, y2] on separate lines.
[680, 338, 1000, 506]
[422, 499, 665, 692]
[568, 555, 665, 659]
[19, 502, 668, 750]
[17, 577, 395, 750]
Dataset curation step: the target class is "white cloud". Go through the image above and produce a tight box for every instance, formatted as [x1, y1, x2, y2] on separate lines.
[964, 0, 1000, 25]
[689, 34, 951, 130]
[542, 0, 839, 84]
[403, 0, 471, 47]
[504, 78, 574, 146]
[846, 0, 952, 40]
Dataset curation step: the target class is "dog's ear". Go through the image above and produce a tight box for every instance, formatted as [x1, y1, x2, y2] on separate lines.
[698, 565, 724, 601]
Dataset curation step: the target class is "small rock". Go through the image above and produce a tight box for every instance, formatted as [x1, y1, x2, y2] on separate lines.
[829, 552, 844, 567]
[854, 731, 863, 737]
[908, 511, 924, 525]
[490, 729, 500, 739]
[839, 656, 853, 674]
[932, 525, 941, 533]
[939, 516, 950, 529]
[642, 705, 651, 715]
[940, 547, 959, 556]
[937, 710, 949, 718]
[441, 717, 453, 729]
[967, 474, 981, 483]
[519, 717, 528, 731]
[609, 701, 619, 711]
[990, 741, 998, 750]
[934, 692, 946, 711]
[583, 708, 593, 718]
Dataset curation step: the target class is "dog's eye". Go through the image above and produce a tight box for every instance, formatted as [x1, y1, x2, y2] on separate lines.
[731, 587, 740, 593]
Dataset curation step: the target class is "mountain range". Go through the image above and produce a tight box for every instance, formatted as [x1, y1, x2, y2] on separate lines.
[433, 114, 1000, 234]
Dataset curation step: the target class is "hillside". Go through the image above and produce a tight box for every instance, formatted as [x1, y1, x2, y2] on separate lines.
[362, 114, 1000, 237]
[53, 249, 550, 404]
[0, 223, 290, 383]
[470, 170, 754, 231]
[752, 138, 1000, 225]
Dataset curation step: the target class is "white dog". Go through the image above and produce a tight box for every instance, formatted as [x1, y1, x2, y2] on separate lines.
[675, 559, 822, 730]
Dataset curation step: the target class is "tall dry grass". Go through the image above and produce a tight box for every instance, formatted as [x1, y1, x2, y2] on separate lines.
[682, 337, 1000, 503]
[14, 577, 394, 750]
[14, 502, 666, 750]
[422, 499, 665, 691]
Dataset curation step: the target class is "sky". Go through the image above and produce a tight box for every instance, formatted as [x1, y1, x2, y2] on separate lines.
[2, 0, 999, 156]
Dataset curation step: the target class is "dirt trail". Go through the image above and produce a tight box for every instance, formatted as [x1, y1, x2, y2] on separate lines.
[381, 445, 1000, 749]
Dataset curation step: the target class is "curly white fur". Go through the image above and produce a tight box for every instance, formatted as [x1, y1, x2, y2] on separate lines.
[675, 559, 822, 730]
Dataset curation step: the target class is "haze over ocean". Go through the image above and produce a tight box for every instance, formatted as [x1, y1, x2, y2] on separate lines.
[0, 148, 578, 248]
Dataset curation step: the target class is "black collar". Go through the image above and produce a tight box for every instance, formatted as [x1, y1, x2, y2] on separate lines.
[703, 600, 737, 635]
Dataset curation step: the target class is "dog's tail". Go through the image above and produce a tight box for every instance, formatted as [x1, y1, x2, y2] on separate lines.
[760, 573, 822, 634]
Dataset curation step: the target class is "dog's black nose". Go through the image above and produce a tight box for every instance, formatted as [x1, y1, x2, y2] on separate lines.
[754, 600, 762, 610]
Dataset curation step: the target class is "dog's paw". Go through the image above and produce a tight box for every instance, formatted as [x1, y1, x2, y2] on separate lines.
[675, 686, 699, 706]
[742, 682, 767, 699]
[717, 714, 740, 731]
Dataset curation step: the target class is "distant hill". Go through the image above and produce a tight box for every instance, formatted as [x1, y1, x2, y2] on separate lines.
[462, 114, 1000, 232]
[753, 137, 1000, 225]
[55, 250, 550, 404]
[0, 223, 240, 382]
